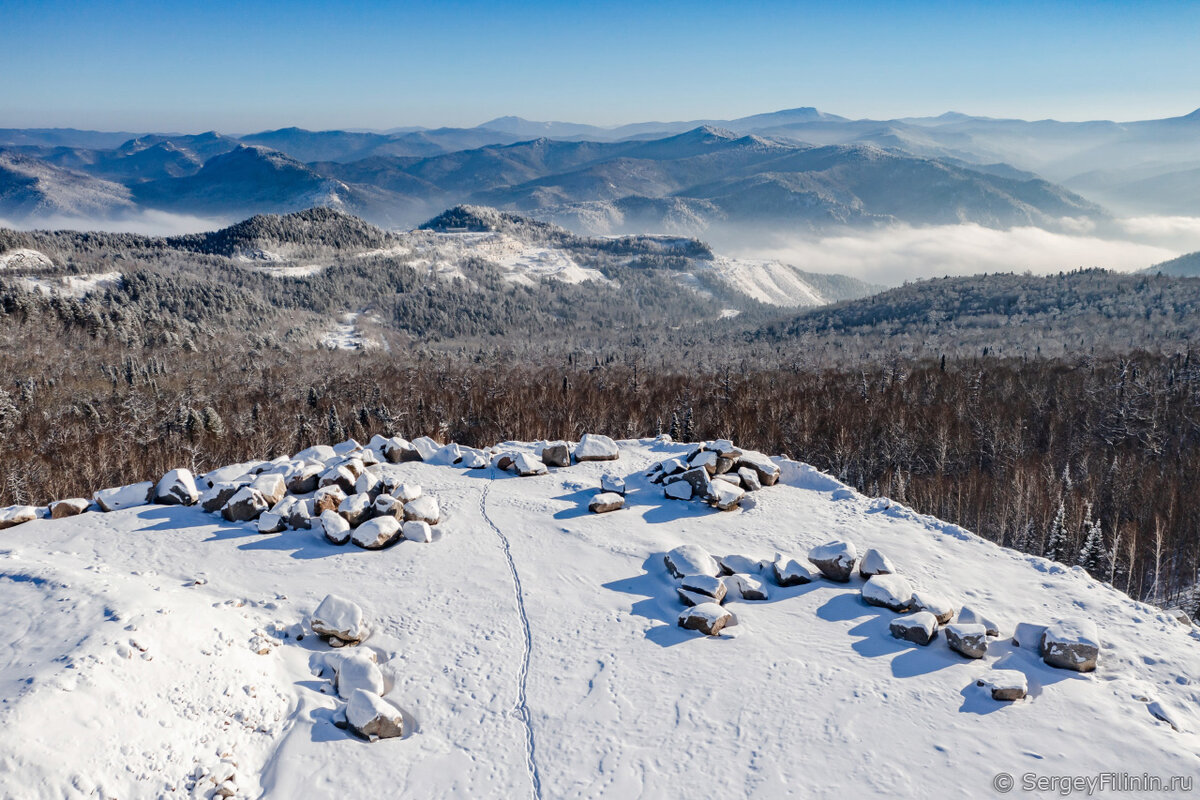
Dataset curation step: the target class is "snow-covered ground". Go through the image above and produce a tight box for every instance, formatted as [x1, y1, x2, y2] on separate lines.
[0, 248, 55, 271]
[705, 256, 827, 306]
[11, 271, 123, 298]
[319, 312, 381, 351]
[2, 439, 1199, 798]
[393, 231, 609, 286]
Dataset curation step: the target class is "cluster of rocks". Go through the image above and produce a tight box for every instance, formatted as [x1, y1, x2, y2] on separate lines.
[646, 440, 781, 513]
[308, 594, 408, 741]
[588, 472, 627, 514]
[489, 433, 621, 481]
[664, 545, 772, 635]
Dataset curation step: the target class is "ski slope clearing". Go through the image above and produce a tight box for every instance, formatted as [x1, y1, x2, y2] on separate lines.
[1, 439, 1198, 798]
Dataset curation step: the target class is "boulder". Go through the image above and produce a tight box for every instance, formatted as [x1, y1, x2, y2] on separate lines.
[709, 480, 745, 511]
[657, 458, 687, 479]
[1164, 608, 1193, 627]
[346, 689, 405, 740]
[1040, 620, 1100, 672]
[495, 453, 517, 472]
[688, 450, 719, 474]
[335, 653, 385, 699]
[461, 451, 488, 469]
[667, 467, 713, 502]
[410, 436, 441, 461]
[858, 548, 895, 578]
[771, 556, 816, 587]
[94, 481, 154, 513]
[427, 443, 464, 466]
[957, 605, 1001, 637]
[808, 540, 858, 582]
[286, 498, 315, 530]
[0, 505, 39, 530]
[736, 467, 762, 492]
[310, 594, 367, 643]
[861, 574, 914, 612]
[200, 482, 241, 513]
[600, 473, 626, 496]
[945, 623, 989, 659]
[314, 485, 347, 515]
[726, 573, 769, 601]
[356, 448, 380, 467]
[734, 451, 780, 486]
[719, 554, 763, 575]
[332, 438, 362, 456]
[574, 433, 619, 462]
[664, 545, 720, 579]
[222, 487, 268, 522]
[541, 442, 571, 468]
[351, 516, 403, 550]
[402, 520, 433, 543]
[1011, 622, 1047, 650]
[372, 494, 404, 521]
[318, 465, 356, 494]
[154, 469, 200, 506]
[664, 481, 693, 501]
[678, 602, 734, 636]
[393, 483, 423, 504]
[336, 457, 366, 480]
[704, 439, 742, 459]
[338, 492, 374, 527]
[383, 437, 420, 463]
[678, 574, 727, 605]
[286, 463, 323, 494]
[889, 612, 939, 645]
[49, 498, 90, 519]
[294, 444, 337, 463]
[910, 591, 956, 625]
[257, 512, 286, 534]
[976, 670, 1028, 701]
[403, 495, 441, 526]
[513, 452, 548, 477]
[251, 473, 286, 506]
[320, 510, 352, 545]
[588, 492, 624, 514]
[355, 470, 381, 498]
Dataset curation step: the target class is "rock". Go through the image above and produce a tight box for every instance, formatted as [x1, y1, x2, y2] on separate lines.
[495, 453, 517, 472]
[320, 510, 352, 545]
[222, 487, 268, 522]
[338, 492, 374, 527]
[678, 574, 727, 604]
[1164, 607, 1193, 626]
[351, 516, 403, 550]
[294, 444, 337, 463]
[718, 554, 763, 575]
[734, 451, 780, 486]
[709, 480, 745, 511]
[251, 473, 286, 506]
[393, 483, 423, 504]
[713, 473, 742, 487]
[664, 481, 693, 501]
[861, 574, 914, 612]
[346, 689, 406, 740]
[49, 498, 89, 519]
[513, 452, 548, 477]
[688, 450, 719, 474]
[1040, 620, 1100, 672]
[715, 457, 736, 475]
[94, 481, 154, 512]
[310, 594, 367, 643]
[461, 451, 488, 469]
[574, 433, 619, 462]
[372, 494, 404, 521]
[727, 573, 769, 601]
[657, 458, 687, 479]
[704, 439, 742, 459]
[808, 540, 858, 582]
[858, 548, 895, 578]
[154, 468, 200, 505]
[410, 436, 441, 461]
[402, 520, 433, 543]
[600, 473, 626, 495]
[332, 438, 362, 456]
[910, 591, 956, 625]
[736, 467, 762, 492]
[957, 605, 1001, 637]
[383, 437, 420, 463]
[257, 512, 286, 534]
[286, 498, 315, 530]
[667, 467, 713, 501]
[541, 442, 571, 467]
[1011, 622, 1047, 650]
[403, 495, 441, 526]
[889, 612, 939, 645]
[771, 556, 817, 586]
[977, 670, 1028, 701]
[286, 463, 323, 494]
[588, 492, 624, 513]
[336, 653, 386, 699]
[318, 465, 356, 494]
[678, 602, 734, 636]
[336, 457, 366, 480]
[664, 545, 720, 579]
[945, 623, 989, 659]
[199, 482, 241, 513]
[427, 443, 464, 466]
[355, 470, 381, 498]
[0, 505, 39, 530]
[356, 448, 380, 467]
[313, 485, 347, 515]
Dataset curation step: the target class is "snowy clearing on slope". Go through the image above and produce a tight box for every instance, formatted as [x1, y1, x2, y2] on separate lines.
[319, 312, 381, 351]
[400, 230, 609, 285]
[2, 439, 1199, 798]
[11, 271, 123, 298]
[0, 248, 55, 271]
[704, 256, 827, 307]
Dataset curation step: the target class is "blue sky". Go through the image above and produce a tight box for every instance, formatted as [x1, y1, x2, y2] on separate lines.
[3, 0, 1197, 132]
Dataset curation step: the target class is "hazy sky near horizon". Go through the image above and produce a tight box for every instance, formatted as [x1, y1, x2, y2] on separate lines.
[3, 0, 1198, 132]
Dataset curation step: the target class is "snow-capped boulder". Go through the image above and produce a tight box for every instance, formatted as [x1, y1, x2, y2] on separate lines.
[332, 439, 361, 456]
[808, 540, 858, 582]
[295, 444, 337, 463]
[338, 492, 374, 526]
[427, 443, 464, 466]
[318, 465, 356, 494]
[513, 452, 548, 477]
[411, 436, 441, 462]
[709, 480, 745, 511]
[402, 520, 433, 543]
[1012, 622, 1047, 650]
[383, 437, 420, 464]
[310, 594, 367, 644]
[664, 545, 720, 579]
[664, 481, 693, 501]
[976, 670, 1028, 701]
[957, 605, 1001, 637]
[287, 498, 315, 530]
[222, 487, 268, 522]
[910, 591, 956, 625]
[858, 548, 895, 578]
[1164, 608, 1193, 626]
[541, 442, 571, 467]
[336, 653, 385, 700]
[736, 467, 762, 492]
[201, 461, 261, 488]
[393, 483, 423, 504]
[588, 492, 624, 513]
[889, 612, 939, 645]
[346, 689, 405, 740]
[314, 485, 347, 514]
[372, 494, 403, 521]
[320, 510, 352, 545]
[704, 439, 742, 459]
[200, 482, 241, 513]
[286, 463, 323, 494]
[351, 516, 402, 550]
[355, 470, 380, 498]
[727, 573, 769, 601]
[337, 457, 366, 480]
[667, 467, 713, 502]
[154, 468, 200, 506]
[861, 574, 914, 612]
[403, 495, 440, 526]
[49, 498, 89, 519]
[356, 448, 380, 468]
[719, 554, 763, 575]
[251, 473, 286, 506]
[494, 453, 517, 472]
[678, 602, 733, 636]
[257, 512, 286, 534]
[1040, 620, 1100, 672]
[771, 556, 816, 587]
[734, 451, 780, 486]
[0, 505, 39, 530]
[461, 451, 488, 469]
[688, 450, 719, 474]
[94, 481, 153, 512]
[600, 473, 626, 495]
[574, 433, 619, 462]
[945, 623, 989, 659]
[677, 574, 727, 606]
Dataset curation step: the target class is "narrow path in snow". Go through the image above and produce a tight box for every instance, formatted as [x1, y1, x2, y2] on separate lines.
[479, 474, 543, 800]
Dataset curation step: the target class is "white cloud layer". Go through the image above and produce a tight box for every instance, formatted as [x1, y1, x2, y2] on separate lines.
[0, 210, 230, 237]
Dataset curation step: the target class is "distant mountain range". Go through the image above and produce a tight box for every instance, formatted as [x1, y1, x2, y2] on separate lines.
[1, 106, 1196, 232]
